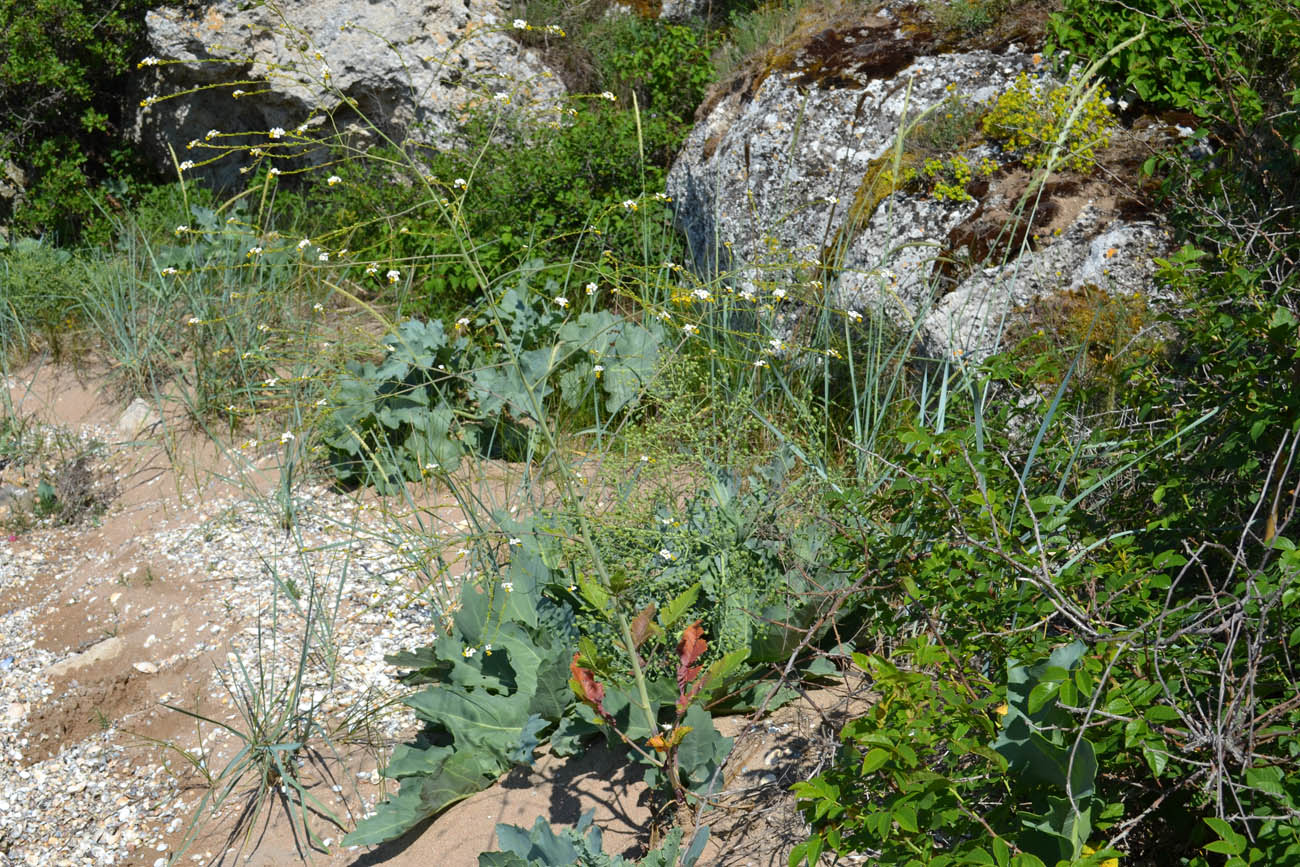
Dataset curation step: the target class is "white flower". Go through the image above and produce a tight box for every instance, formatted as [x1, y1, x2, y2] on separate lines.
[257, 323, 270, 332]
[585, 282, 597, 295]
[269, 127, 285, 139]
[772, 288, 787, 300]
[186, 140, 198, 150]
[483, 643, 493, 656]
[268, 167, 281, 176]
[659, 548, 675, 561]
[186, 316, 201, 326]
[683, 323, 699, 335]
[509, 537, 522, 546]
[279, 431, 295, 444]
[205, 129, 219, 140]
[826, 195, 839, 205]
[327, 175, 342, 186]
[294, 123, 308, 135]
[847, 309, 863, 323]
[298, 238, 311, 250]
[174, 225, 189, 237]
[462, 646, 478, 658]
[691, 288, 712, 302]
[754, 358, 768, 368]
[501, 582, 514, 592]
[313, 302, 324, 312]
[161, 267, 178, 276]
[455, 317, 471, 329]
[320, 64, 331, 78]
[453, 177, 468, 189]
[553, 296, 569, 309]
[386, 269, 401, 284]
[600, 91, 616, 101]
[621, 199, 638, 211]
[264, 377, 278, 387]
[139, 56, 160, 67]
[639, 455, 650, 463]
[247, 246, 264, 257]
[366, 263, 379, 275]
[232, 89, 246, 99]
[494, 91, 510, 102]
[768, 338, 784, 352]
[318, 252, 329, 262]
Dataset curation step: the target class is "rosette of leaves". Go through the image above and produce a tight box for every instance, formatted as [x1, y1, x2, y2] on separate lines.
[344, 547, 578, 846]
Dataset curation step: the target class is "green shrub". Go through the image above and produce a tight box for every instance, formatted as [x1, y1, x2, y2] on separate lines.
[596, 15, 720, 124]
[1048, 0, 1300, 117]
[0, 0, 155, 239]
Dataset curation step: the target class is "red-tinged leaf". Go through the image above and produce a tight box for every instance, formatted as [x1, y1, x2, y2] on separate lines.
[570, 654, 606, 715]
[676, 620, 707, 696]
[630, 603, 658, 649]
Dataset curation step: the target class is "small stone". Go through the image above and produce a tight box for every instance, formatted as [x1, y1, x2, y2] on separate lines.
[132, 661, 159, 674]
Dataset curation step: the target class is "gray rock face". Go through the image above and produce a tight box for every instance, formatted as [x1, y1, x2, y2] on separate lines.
[667, 11, 1171, 359]
[131, 0, 563, 188]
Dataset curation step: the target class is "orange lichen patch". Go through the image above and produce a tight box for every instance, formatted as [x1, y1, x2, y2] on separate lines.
[627, 0, 663, 17]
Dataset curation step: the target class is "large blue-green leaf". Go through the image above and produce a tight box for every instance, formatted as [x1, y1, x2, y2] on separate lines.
[405, 685, 532, 765]
[343, 748, 493, 846]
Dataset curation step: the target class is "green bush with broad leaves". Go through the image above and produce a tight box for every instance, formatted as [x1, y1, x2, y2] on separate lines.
[321, 271, 664, 492]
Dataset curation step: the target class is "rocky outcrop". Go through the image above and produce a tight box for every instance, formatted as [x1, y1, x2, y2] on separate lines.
[131, 0, 563, 188]
[667, 4, 1174, 359]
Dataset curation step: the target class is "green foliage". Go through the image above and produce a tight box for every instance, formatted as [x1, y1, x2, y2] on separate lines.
[597, 16, 720, 124]
[1048, 0, 1300, 118]
[481, 809, 709, 867]
[574, 458, 814, 674]
[791, 363, 1300, 865]
[983, 72, 1117, 173]
[321, 276, 664, 492]
[921, 155, 985, 203]
[0, 0, 154, 239]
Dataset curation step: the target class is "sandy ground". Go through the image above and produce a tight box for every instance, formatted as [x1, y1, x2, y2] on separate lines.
[1, 360, 861, 866]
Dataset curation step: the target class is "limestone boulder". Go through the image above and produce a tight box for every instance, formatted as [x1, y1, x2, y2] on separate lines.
[131, 0, 564, 188]
[667, 4, 1176, 358]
